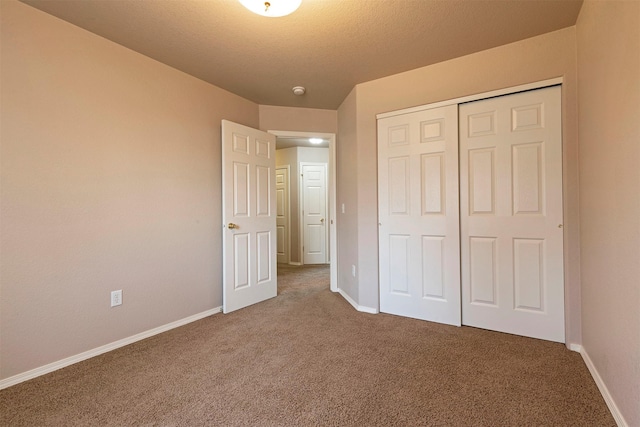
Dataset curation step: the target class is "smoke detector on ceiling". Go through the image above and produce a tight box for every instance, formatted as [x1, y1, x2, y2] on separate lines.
[292, 86, 306, 96]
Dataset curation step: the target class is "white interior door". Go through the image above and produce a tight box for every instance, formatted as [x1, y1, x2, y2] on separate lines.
[378, 105, 461, 325]
[276, 167, 290, 264]
[459, 86, 564, 342]
[301, 163, 327, 264]
[222, 120, 277, 313]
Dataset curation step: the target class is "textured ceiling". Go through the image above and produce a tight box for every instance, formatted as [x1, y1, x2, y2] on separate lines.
[21, 0, 583, 110]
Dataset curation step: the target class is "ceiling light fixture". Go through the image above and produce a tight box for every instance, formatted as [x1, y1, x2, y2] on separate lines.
[309, 138, 323, 144]
[239, 0, 301, 17]
[292, 86, 305, 96]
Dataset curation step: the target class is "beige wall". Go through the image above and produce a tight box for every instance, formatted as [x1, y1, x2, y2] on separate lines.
[259, 105, 337, 134]
[338, 28, 582, 336]
[336, 88, 359, 301]
[0, 1, 258, 380]
[576, 1, 640, 425]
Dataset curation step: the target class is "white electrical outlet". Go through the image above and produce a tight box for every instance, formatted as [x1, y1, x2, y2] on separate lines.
[351, 265, 356, 277]
[111, 290, 122, 307]
[341, 203, 345, 214]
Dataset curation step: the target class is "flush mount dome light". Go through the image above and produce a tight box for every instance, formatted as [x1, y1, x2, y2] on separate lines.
[309, 138, 323, 144]
[239, 0, 302, 17]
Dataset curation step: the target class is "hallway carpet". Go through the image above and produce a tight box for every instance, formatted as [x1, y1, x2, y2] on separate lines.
[1, 264, 614, 426]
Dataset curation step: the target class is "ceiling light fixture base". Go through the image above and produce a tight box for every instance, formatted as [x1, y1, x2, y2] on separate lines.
[292, 86, 306, 96]
[239, 0, 301, 17]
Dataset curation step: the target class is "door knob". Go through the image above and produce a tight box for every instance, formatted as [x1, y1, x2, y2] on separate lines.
[228, 223, 239, 229]
[320, 218, 325, 224]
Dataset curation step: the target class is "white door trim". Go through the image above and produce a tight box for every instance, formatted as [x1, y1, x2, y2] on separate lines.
[376, 77, 563, 120]
[299, 162, 329, 265]
[269, 130, 338, 293]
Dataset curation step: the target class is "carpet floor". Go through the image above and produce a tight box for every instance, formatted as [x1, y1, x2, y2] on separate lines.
[1, 264, 615, 426]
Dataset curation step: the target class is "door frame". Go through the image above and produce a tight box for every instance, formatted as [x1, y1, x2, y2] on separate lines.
[299, 162, 329, 265]
[269, 130, 338, 293]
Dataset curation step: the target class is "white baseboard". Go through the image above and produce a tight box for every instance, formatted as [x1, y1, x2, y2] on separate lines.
[0, 306, 222, 390]
[337, 288, 379, 314]
[288, 262, 302, 266]
[580, 347, 628, 427]
[568, 343, 582, 352]
[357, 305, 379, 314]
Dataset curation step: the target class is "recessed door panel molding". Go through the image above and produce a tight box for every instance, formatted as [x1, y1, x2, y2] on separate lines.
[222, 120, 277, 314]
[306, 224, 323, 254]
[389, 124, 410, 146]
[421, 153, 445, 215]
[469, 237, 497, 306]
[233, 133, 250, 154]
[469, 148, 496, 215]
[255, 139, 270, 158]
[388, 157, 411, 215]
[256, 231, 271, 284]
[233, 162, 250, 217]
[421, 236, 445, 300]
[420, 118, 445, 143]
[256, 165, 270, 217]
[513, 238, 545, 312]
[389, 235, 410, 295]
[460, 85, 564, 343]
[307, 170, 322, 180]
[512, 104, 544, 132]
[467, 111, 496, 138]
[512, 142, 544, 215]
[233, 233, 250, 290]
[307, 186, 322, 215]
[378, 104, 461, 326]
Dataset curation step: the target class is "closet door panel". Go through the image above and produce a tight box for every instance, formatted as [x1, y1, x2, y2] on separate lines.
[460, 86, 564, 343]
[378, 105, 460, 326]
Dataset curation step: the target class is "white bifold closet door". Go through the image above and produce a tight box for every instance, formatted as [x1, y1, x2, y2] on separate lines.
[378, 105, 461, 326]
[459, 86, 564, 342]
[378, 85, 564, 343]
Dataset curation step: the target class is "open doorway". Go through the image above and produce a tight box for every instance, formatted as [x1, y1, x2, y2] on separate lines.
[269, 130, 337, 293]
